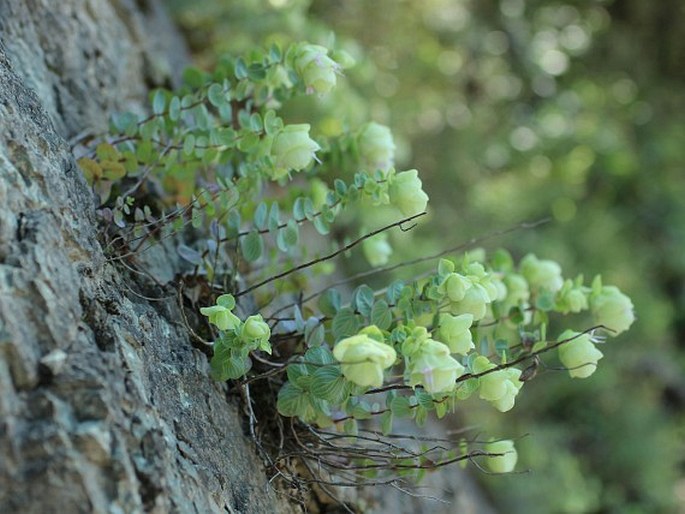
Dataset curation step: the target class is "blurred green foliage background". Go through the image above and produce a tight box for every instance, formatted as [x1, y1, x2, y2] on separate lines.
[168, 0, 685, 512]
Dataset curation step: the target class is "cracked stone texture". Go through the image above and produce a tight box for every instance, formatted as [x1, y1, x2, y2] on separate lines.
[0, 1, 499, 512]
[0, 1, 298, 512]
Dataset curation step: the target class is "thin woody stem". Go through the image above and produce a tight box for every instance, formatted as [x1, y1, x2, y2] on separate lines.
[234, 211, 427, 298]
[365, 325, 604, 395]
[266, 217, 550, 319]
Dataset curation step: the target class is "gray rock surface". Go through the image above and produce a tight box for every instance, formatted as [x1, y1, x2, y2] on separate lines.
[0, 1, 297, 512]
[0, 1, 499, 512]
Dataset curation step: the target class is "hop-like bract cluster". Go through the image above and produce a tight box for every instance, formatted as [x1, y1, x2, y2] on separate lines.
[558, 329, 604, 378]
[521, 253, 564, 293]
[200, 294, 272, 357]
[591, 285, 635, 335]
[484, 439, 518, 473]
[474, 356, 524, 412]
[333, 327, 397, 388]
[407, 338, 465, 394]
[240, 315, 271, 352]
[358, 122, 396, 172]
[436, 313, 474, 355]
[270, 124, 320, 179]
[362, 232, 393, 267]
[200, 294, 240, 331]
[293, 43, 341, 95]
[388, 169, 429, 216]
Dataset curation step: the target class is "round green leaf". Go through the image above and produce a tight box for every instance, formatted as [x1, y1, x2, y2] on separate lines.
[240, 231, 263, 262]
[277, 382, 306, 417]
[332, 308, 360, 340]
[370, 300, 392, 330]
[152, 89, 166, 115]
[319, 289, 342, 317]
[254, 202, 268, 231]
[208, 83, 226, 107]
[353, 285, 375, 317]
[168, 96, 181, 121]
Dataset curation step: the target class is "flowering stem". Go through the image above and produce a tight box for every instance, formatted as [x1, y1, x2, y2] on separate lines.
[365, 325, 605, 395]
[266, 217, 550, 320]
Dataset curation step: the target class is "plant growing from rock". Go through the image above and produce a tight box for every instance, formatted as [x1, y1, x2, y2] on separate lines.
[76, 39, 635, 505]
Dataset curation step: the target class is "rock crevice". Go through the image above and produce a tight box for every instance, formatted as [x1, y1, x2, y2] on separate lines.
[0, 2, 295, 513]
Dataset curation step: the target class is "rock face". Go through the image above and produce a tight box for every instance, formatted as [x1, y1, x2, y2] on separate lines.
[0, 1, 296, 512]
[0, 2, 499, 513]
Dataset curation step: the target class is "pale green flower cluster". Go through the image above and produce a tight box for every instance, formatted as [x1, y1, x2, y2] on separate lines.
[556, 279, 589, 314]
[200, 294, 272, 354]
[241, 315, 272, 350]
[406, 337, 465, 394]
[591, 284, 635, 335]
[269, 124, 320, 180]
[428, 255, 635, 384]
[358, 122, 396, 172]
[557, 329, 603, 378]
[333, 324, 469, 394]
[552, 277, 633, 378]
[501, 273, 530, 314]
[473, 356, 524, 412]
[436, 313, 474, 354]
[293, 43, 341, 95]
[484, 439, 518, 473]
[520, 253, 564, 293]
[201, 245, 636, 434]
[437, 261, 505, 321]
[362, 232, 393, 267]
[200, 294, 240, 331]
[388, 169, 429, 216]
[264, 248, 636, 438]
[333, 326, 397, 388]
[455, 283, 494, 321]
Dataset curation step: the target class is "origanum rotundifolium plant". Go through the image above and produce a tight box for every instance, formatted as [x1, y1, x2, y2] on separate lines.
[76, 40, 635, 498]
